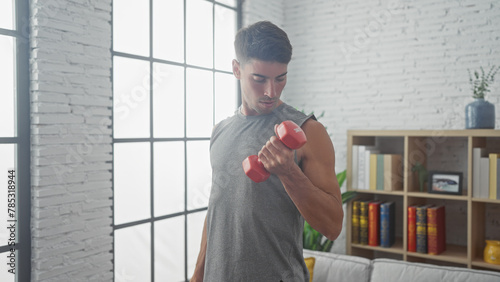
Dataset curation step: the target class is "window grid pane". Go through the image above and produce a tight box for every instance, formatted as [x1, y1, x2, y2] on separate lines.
[113, 0, 149, 56]
[187, 141, 211, 211]
[153, 0, 184, 63]
[152, 63, 185, 138]
[1, 1, 31, 280]
[0, 250, 16, 282]
[0, 35, 15, 137]
[215, 72, 238, 124]
[115, 223, 151, 281]
[216, 0, 237, 8]
[0, 144, 15, 244]
[215, 6, 236, 71]
[154, 217, 185, 281]
[186, 0, 213, 68]
[187, 211, 207, 279]
[186, 68, 213, 138]
[114, 143, 151, 225]
[113, 57, 151, 139]
[113, 0, 239, 281]
[0, 0, 14, 29]
[154, 142, 185, 216]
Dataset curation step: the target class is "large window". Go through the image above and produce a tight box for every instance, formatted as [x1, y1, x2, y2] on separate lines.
[0, 0, 30, 281]
[112, 1, 240, 281]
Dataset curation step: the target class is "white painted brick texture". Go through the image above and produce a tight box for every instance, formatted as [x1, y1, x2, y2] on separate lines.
[282, 0, 500, 254]
[30, 0, 113, 281]
[244, 0, 500, 255]
[243, 0, 285, 27]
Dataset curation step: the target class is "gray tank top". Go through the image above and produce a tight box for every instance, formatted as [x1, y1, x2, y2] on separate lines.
[204, 103, 314, 282]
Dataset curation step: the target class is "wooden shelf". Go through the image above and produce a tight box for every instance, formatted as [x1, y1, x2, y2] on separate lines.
[351, 189, 404, 196]
[348, 129, 500, 137]
[407, 192, 468, 201]
[346, 129, 500, 273]
[351, 238, 404, 255]
[472, 258, 500, 272]
[471, 198, 500, 204]
[407, 244, 468, 265]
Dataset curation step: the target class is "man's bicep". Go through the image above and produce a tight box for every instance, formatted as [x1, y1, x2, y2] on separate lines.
[301, 121, 340, 196]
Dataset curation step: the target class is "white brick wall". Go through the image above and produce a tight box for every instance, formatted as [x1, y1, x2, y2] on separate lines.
[284, 0, 500, 167]
[244, 0, 500, 254]
[243, 0, 285, 26]
[26, 0, 500, 278]
[30, 0, 113, 280]
[283, 0, 500, 254]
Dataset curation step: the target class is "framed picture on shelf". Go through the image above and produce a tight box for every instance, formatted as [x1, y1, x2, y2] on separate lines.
[428, 171, 463, 195]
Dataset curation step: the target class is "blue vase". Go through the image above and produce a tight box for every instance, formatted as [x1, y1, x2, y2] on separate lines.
[465, 98, 495, 129]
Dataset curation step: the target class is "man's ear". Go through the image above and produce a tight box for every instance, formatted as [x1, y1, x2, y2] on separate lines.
[232, 59, 241, 79]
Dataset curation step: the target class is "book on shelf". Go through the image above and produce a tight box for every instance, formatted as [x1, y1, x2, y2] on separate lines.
[352, 201, 360, 244]
[383, 154, 403, 192]
[365, 149, 379, 190]
[407, 205, 417, 252]
[359, 146, 378, 190]
[352, 146, 378, 190]
[352, 145, 359, 189]
[473, 148, 486, 198]
[490, 154, 500, 200]
[427, 205, 446, 255]
[370, 154, 378, 191]
[416, 205, 432, 253]
[358, 146, 366, 189]
[367, 154, 403, 192]
[380, 202, 395, 248]
[480, 157, 490, 199]
[359, 201, 369, 245]
[368, 201, 382, 246]
[376, 155, 385, 191]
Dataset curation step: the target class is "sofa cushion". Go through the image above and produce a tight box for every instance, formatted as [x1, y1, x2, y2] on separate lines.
[371, 258, 500, 282]
[303, 249, 372, 282]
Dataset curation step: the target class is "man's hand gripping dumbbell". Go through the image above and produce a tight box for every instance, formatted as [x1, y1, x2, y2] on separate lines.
[242, 120, 307, 182]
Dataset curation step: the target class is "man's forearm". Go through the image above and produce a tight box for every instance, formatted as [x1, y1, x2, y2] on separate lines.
[278, 164, 343, 241]
[191, 217, 208, 281]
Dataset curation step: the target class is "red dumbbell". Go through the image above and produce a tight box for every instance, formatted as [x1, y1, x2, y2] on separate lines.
[242, 120, 307, 182]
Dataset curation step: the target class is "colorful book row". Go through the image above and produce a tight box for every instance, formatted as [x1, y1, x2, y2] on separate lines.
[351, 145, 403, 191]
[472, 149, 500, 200]
[408, 205, 446, 255]
[352, 201, 395, 248]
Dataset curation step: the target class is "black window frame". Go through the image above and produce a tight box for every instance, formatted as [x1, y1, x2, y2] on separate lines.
[111, 1, 242, 281]
[0, 0, 31, 281]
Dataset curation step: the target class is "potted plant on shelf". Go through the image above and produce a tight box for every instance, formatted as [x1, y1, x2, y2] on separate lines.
[465, 65, 499, 129]
[303, 169, 356, 252]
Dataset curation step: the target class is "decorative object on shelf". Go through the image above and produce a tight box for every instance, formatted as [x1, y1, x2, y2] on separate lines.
[411, 162, 428, 192]
[347, 130, 500, 272]
[428, 171, 463, 195]
[303, 169, 356, 252]
[484, 240, 500, 265]
[465, 65, 499, 129]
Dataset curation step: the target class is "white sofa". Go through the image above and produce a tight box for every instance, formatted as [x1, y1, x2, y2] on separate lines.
[303, 249, 500, 282]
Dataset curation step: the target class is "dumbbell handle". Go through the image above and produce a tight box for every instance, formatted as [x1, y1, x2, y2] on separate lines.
[242, 155, 270, 183]
[242, 120, 307, 183]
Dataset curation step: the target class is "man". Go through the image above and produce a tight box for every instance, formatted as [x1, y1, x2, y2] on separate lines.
[191, 21, 343, 281]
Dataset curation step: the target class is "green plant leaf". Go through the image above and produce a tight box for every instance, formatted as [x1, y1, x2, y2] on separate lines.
[468, 65, 499, 99]
[321, 238, 333, 252]
[337, 170, 346, 188]
[342, 190, 357, 204]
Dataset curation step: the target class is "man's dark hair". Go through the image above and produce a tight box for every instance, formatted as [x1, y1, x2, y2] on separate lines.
[234, 21, 292, 65]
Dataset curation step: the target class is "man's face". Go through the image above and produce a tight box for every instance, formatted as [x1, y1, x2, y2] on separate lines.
[233, 59, 288, 116]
